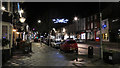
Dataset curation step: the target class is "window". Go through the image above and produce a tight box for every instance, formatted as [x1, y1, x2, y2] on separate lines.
[91, 23, 93, 29]
[88, 17, 89, 22]
[94, 15, 97, 20]
[104, 21, 107, 25]
[88, 24, 90, 29]
[103, 33, 108, 40]
[91, 16, 93, 21]
[2, 25, 8, 39]
[67, 40, 76, 44]
[94, 22, 97, 28]
[2, 2, 9, 11]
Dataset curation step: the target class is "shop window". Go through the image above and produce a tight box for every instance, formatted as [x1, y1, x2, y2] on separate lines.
[103, 33, 108, 40]
[88, 24, 90, 29]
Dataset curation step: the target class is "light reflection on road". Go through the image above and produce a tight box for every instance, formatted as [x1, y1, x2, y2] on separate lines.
[78, 43, 88, 55]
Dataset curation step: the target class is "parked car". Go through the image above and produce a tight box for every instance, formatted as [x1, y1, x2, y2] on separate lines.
[51, 41, 61, 48]
[50, 39, 55, 47]
[76, 39, 84, 43]
[60, 39, 78, 53]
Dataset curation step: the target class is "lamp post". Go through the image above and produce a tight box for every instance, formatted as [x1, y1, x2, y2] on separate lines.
[100, 12, 103, 59]
[74, 16, 79, 39]
[19, 9, 24, 17]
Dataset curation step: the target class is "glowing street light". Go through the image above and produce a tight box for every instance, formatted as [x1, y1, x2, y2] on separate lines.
[1, 6, 5, 10]
[13, 29, 16, 32]
[74, 17, 78, 21]
[19, 17, 26, 23]
[16, 32, 20, 34]
[20, 9, 24, 13]
[53, 28, 55, 31]
[38, 20, 41, 23]
[63, 28, 66, 33]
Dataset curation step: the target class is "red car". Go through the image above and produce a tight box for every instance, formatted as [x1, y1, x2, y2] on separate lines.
[60, 39, 78, 53]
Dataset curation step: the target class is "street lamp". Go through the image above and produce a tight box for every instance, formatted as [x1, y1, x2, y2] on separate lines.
[19, 9, 24, 17]
[20, 9, 24, 13]
[53, 28, 55, 31]
[74, 17, 78, 21]
[1, 6, 5, 10]
[19, 17, 26, 23]
[63, 28, 66, 33]
[38, 20, 41, 23]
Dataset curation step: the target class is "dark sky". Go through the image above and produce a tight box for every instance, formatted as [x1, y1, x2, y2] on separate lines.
[21, 2, 111, 33]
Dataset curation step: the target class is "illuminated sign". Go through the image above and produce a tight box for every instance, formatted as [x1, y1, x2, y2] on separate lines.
[52, 18, 68, 23]
[102, 25, 107, 29]
[17, 3, 20, 11]
[96, 37, 99, 39]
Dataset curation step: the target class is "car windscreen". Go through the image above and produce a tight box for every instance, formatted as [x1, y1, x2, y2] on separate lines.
[67, 40, 76, 44]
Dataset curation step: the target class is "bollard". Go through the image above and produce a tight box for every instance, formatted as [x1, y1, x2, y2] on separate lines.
[88, 46, 93, 58]
[29, 42, 32, 52]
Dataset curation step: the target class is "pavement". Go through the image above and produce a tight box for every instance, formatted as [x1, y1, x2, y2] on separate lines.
[85, 41, 120, 52]
[2, 42, 120, 68]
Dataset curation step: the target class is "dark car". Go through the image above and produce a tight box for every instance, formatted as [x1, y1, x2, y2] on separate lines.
[60, 39, 78, 53]
[34, 38, 38, 42]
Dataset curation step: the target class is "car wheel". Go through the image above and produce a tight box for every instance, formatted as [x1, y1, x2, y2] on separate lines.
[64, 50, 69, 53]
[60, 47, 62, 51]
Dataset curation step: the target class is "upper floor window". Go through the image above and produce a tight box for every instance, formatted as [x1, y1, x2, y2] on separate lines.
[91, 16, 93, 21]
[2, 2, 12, 12]
[94, 14, 97, 20]
[88, 17, 89, 22]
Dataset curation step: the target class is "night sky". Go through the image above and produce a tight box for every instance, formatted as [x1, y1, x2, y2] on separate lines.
[21, 2, 111, 33]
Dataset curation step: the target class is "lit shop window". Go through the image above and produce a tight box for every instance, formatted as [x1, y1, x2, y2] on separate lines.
[103, 33, 108, 40]
[81, 33, 86, 40]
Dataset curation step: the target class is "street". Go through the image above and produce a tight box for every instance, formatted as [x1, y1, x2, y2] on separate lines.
[3, 42, 118, 67]
[1, 2, 120, 68]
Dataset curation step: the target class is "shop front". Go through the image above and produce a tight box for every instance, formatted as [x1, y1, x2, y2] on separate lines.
[102, 19, 109, 42]
[2, 21, 13, 64]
